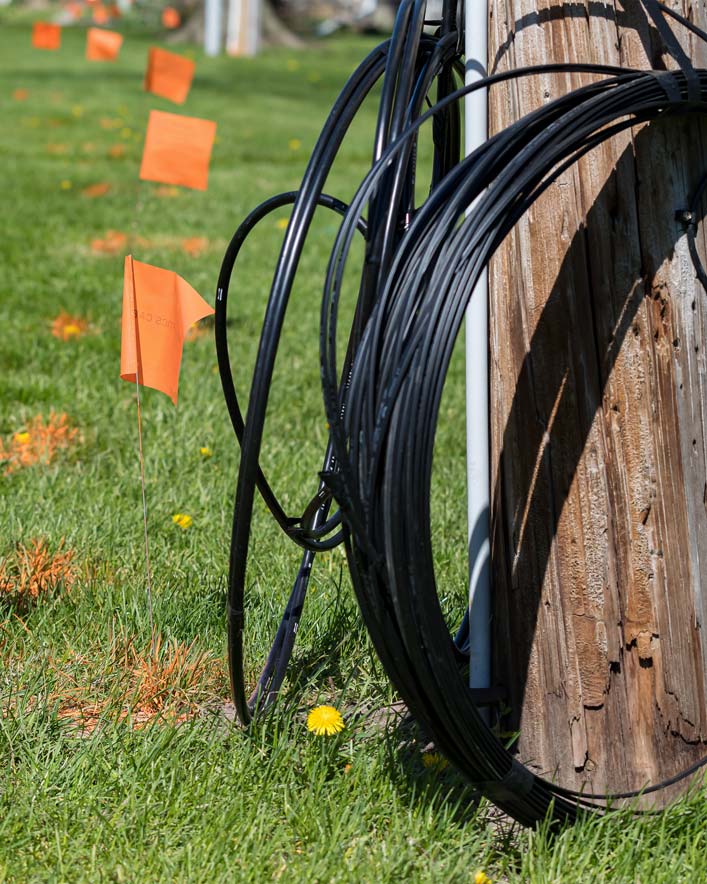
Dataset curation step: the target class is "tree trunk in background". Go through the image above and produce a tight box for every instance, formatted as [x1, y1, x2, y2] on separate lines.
[488, 0, 707, 800]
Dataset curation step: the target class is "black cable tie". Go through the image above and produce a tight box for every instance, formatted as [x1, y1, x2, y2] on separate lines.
[319, 468, 345, 501]
[454, 0, 464, 54]
[227, 604, 244, 632]
[299, 487, 333, 533]
[642, 0, 701, 103]
[650, 70, 682, 104]
[478, 759, 536, 803]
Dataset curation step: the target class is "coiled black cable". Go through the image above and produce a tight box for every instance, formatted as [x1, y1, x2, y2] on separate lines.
[216, 0, 707, 825]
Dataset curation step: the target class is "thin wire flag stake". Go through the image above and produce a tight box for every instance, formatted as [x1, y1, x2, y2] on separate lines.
[129, 188, 156, 649]
[135, 366, 156, 645]
[131, 311, 156, 647]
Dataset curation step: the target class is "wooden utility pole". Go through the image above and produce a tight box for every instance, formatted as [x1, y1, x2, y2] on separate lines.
[488, 0, 707, 799]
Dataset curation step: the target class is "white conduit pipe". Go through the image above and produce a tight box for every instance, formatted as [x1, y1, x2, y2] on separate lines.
[464, 0, 491, 694]
[205, 0, 223, 56]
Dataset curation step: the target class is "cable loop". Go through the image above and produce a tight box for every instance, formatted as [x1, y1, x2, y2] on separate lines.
[217, 0, 707, 825]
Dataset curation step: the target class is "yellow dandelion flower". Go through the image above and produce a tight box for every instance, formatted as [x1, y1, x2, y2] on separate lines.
[276, 217, 289, 230]
[2, 413, 78, 475]
[51, 312, 88, 340]
[286, 58, 300, 72]
[421, 751, 448, 770]
[71, 105, 84, 117]
[306, 705, 344, 736]
[288, 138, 301, 151]
[474, 872, 492, 884]
[60, 180, 72, 191]
[172, 513, 193, 530]
[120, 127, 132, 140]
[199, 446, 212, 458]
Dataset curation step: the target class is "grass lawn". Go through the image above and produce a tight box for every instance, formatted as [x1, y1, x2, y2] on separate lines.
[1, 8, 706, 882]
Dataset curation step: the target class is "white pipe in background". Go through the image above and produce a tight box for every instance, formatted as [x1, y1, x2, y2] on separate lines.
[205, 0, 223, 56]
[247, 0, 261, 56]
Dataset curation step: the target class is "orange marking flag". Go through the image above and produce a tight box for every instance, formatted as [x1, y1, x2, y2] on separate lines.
[139, 110, 216, 191]
[162, 6, 181, 28]
[65, 3, 84, 20]
[82, 181, 112, 197]
[32, 22, 62, 50]
[92, 5, 110, 24]
[144, 47, 195, 105]
[120, 256, 214, 404]
[86, 27, 123, 61]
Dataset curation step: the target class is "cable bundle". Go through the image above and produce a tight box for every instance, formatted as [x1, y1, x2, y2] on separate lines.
[216, 0, 707, 825]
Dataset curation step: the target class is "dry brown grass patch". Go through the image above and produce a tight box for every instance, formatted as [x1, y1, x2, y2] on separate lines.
[51, 312, 90, 340]
[0, 411, 80, 473]
[181, 236, 209, 257]
[90, 230, 128, 256]
[185, 317, 214, 341]
[0, 538, 78, 610]
[54, 634, 227, 732]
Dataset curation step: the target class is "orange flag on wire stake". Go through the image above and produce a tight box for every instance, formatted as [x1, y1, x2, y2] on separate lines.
[120, 256, 214, 404]
[162, 7, 181, 29]
[139, 110, 216, 191]
[144, 47, 195, 105]
[86, 27, 123, 60]
[92, 5, 110, 24]
[32, 22, 62, 50]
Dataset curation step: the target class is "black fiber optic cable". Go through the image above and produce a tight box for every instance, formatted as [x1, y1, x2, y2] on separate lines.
[216, 0, 707, 824]
[681, 172, 707, 296]
[320, 68, 707, 823]
[216, 0, 463, 724]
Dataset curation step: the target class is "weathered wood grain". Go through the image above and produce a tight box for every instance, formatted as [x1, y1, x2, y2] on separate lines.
[488, 0, 707, 798]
